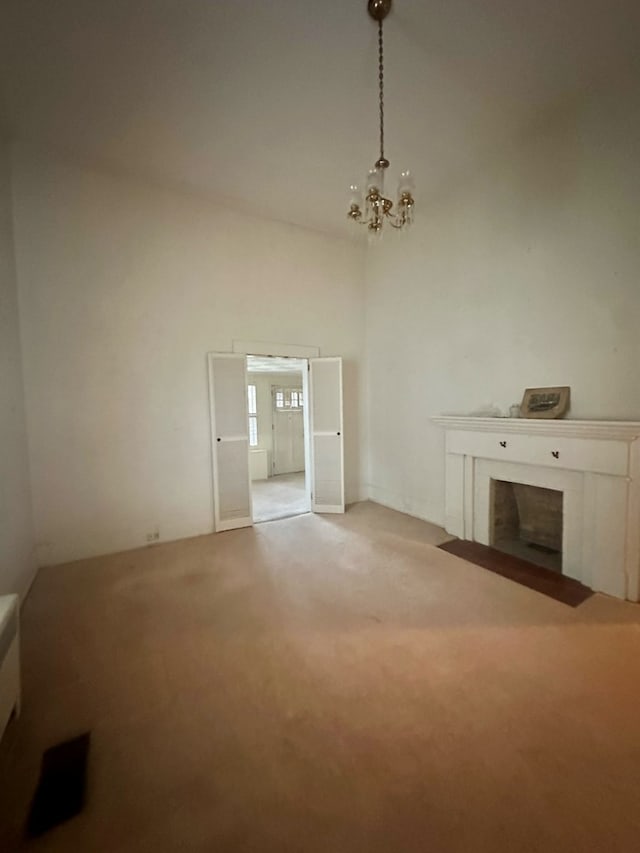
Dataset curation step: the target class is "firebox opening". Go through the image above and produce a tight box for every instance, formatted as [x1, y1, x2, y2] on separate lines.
[491, 479, 563, 573]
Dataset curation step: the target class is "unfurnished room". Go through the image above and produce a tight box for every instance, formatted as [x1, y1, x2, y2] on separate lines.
[1, 1, 640, 850]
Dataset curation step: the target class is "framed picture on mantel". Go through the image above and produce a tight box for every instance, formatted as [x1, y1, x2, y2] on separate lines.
[521, 386, 570, 419]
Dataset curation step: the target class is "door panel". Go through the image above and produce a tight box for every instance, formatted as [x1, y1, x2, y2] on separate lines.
[309, 357, 344, 513]
[273, 402, 304, 475]
[208, 353, 252, 531]
[311, 363, 342, 433]
[291, 412, 305, 470]
[312, 434, 343, 507]
[214, 365, 250, 436]
[217, 441, 252, 523]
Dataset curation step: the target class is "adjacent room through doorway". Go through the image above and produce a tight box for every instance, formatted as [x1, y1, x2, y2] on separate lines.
[246, 355, 311, 523]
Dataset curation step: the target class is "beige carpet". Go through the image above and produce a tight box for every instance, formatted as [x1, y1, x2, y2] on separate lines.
[1, 501, 640, 852]
[251, 472, 308, 522]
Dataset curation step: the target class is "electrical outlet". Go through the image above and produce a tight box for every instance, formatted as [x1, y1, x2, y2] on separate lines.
[146, 531, 160, 543]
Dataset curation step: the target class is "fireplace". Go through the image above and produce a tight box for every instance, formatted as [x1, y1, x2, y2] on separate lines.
[491, 479, 563, 572]
[433, 415, 640, 600]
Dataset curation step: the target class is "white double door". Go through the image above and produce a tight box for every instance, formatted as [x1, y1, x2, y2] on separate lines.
[208, 354, 344, 531]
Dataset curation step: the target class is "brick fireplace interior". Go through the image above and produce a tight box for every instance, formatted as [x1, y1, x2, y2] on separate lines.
[491, 479, 563, 573]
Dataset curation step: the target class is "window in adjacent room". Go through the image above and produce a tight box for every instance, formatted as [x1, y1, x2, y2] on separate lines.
[247, 384, 258, 447]
[274, 387, 304, 409]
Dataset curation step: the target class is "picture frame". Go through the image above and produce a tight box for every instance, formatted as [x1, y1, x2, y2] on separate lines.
[520, 386, 570, 419]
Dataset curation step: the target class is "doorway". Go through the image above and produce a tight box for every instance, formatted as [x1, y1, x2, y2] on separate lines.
[208, 351, 344, 532]
[246, 356, 311, 523]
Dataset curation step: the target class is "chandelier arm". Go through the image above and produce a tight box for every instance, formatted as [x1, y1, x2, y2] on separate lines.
[380, 201, 411, 229]
[390, 209, 409, 228]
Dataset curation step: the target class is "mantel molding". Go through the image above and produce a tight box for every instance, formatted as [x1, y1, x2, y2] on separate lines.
[431, 416, 640, 442]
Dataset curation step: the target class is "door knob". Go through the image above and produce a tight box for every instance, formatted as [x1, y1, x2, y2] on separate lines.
[552, 451, 559, 459]
[217, 437, 221, 442]
[499, 441, 507, 448]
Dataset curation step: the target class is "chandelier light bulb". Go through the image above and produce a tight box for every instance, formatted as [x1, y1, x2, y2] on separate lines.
[366, 168, 383, 192]
[398, 170, 415, 192]
[349, 184, 363, 206]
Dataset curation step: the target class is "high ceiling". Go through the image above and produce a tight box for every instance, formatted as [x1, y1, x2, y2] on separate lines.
[1, 0, 638, 236]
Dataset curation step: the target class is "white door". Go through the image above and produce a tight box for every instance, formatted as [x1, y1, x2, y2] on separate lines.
[208, 353, 253, 531]
[272, 387, 305, 475]
[309, 357, 344, 513]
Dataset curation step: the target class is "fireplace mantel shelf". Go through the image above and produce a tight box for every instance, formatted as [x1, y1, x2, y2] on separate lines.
[431, 416, 640, 442]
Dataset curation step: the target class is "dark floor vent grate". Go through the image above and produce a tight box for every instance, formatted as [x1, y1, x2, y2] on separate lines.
[26, 732, 91, 838]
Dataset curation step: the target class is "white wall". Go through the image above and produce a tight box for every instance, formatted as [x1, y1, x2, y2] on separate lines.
[12, 80, 639, 566]
[365, 82, 640, 526]
[12, 149, 366, 565]
[0, 139, 35, 597]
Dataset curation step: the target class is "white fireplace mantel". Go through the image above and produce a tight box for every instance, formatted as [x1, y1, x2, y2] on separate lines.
[432, 416, 640, 442]
[432, 416, 640, 601]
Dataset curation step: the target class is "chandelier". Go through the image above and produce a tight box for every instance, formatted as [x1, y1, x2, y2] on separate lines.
[348, 0, 414, 233]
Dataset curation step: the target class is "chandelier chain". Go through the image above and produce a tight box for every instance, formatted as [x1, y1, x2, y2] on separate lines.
[378, 19, 385, 161]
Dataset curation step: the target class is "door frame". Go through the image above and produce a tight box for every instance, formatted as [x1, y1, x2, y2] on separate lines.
[249, 360, 311, 516]
[233, 342, 318, 523]
[209, 343, 344, 528]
